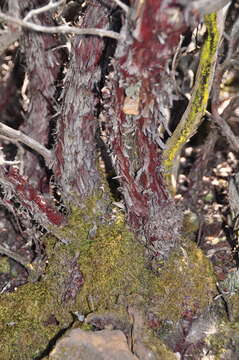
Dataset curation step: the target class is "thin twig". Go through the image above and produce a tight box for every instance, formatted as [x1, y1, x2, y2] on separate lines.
[0, 0, 21, 55]
[223, 96, 239, 122]
[0, 134, 25, 174]
[210, 106, 239, 152]
[223, 17, 239, 66]
[0, 244, 30, 269]
[187, 0, 231, 16]
[211, 21, 239, 154]
[0, 144, 16, 165]
[0, 122, 53, 165]
[24, 0, 65, 22]
[0, 11, 122, 40]
[171, 34, 184, 96]
[0, 244, 43, 282]
[113, 0, 130, 15]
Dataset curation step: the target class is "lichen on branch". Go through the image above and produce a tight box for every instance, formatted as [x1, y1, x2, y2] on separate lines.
[162, 12, 224, 193]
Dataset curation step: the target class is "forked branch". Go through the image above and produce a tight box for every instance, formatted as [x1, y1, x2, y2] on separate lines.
[112, 0, 130, 14]
[0, 11, 122, 40]
[0, 123, 53, 166]
[24, 0, 65, 22]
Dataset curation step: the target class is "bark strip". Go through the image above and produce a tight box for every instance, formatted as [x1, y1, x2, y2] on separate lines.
[104, 0, 187, 259]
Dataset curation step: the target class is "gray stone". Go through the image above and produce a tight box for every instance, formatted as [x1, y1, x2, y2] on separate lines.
[49, 328, 139, 360]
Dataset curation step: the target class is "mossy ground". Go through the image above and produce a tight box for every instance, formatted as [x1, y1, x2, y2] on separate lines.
[0, 283, 66, 360]
[0, 196, 148, 359]
[141, 331, 178, 360]
[0, 195, 217, 359]
[147, 239, 216, 322]
[0, 256, 10, 273]
[207, 318, 239, 358]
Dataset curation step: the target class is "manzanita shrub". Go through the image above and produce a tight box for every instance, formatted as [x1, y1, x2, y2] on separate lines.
[0, 0, 188, 267]
[0, 1, 223, 358]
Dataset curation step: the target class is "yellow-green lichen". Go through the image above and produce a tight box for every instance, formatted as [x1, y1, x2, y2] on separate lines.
[162, 13, 221, 192]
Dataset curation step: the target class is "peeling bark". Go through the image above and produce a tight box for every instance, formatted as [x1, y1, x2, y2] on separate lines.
[0, 167, 65, 227]
[19, 0, 63, 190]
[0, 1, 231, 359]
[104, 0, 187, 259]
[53, 0, 113, 203]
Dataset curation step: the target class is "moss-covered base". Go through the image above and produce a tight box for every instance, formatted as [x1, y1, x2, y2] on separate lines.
[0, 196, 149, 359]
[140, 330, 179, 360]
[0, 196, 217, 359]
[207, 318, 239, 359]
[148, 239, 216, 322]
[0, 283, 67, 359]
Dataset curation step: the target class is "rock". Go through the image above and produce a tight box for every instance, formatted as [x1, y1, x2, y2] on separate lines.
[48, 328, 138, 360]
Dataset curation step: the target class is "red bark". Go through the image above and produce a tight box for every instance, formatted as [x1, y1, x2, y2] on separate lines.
[19, 0, 64, 190]
[104, 0, 187, 259]
[53, 1, 114, 203]
[3, 167, 65, 226]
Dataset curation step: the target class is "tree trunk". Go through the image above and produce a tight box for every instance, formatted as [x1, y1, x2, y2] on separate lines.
[0, 0, 236, 359]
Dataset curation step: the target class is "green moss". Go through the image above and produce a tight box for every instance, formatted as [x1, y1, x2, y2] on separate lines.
[147, 239, 216, 322]
[75, 215, 146, 311]
[47, 196, 149, 312]
[0, 196, 148, 359]
[0, 196, 99, 359]
[207, 330, 228, 358]
[0, 282, 67, 359]
[0, 194, 217, 358]
[142, 331, 178, 360]
[229, 293, 239, 321]
[207, 320, 239, 358]
[0, 256, 10, 273]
